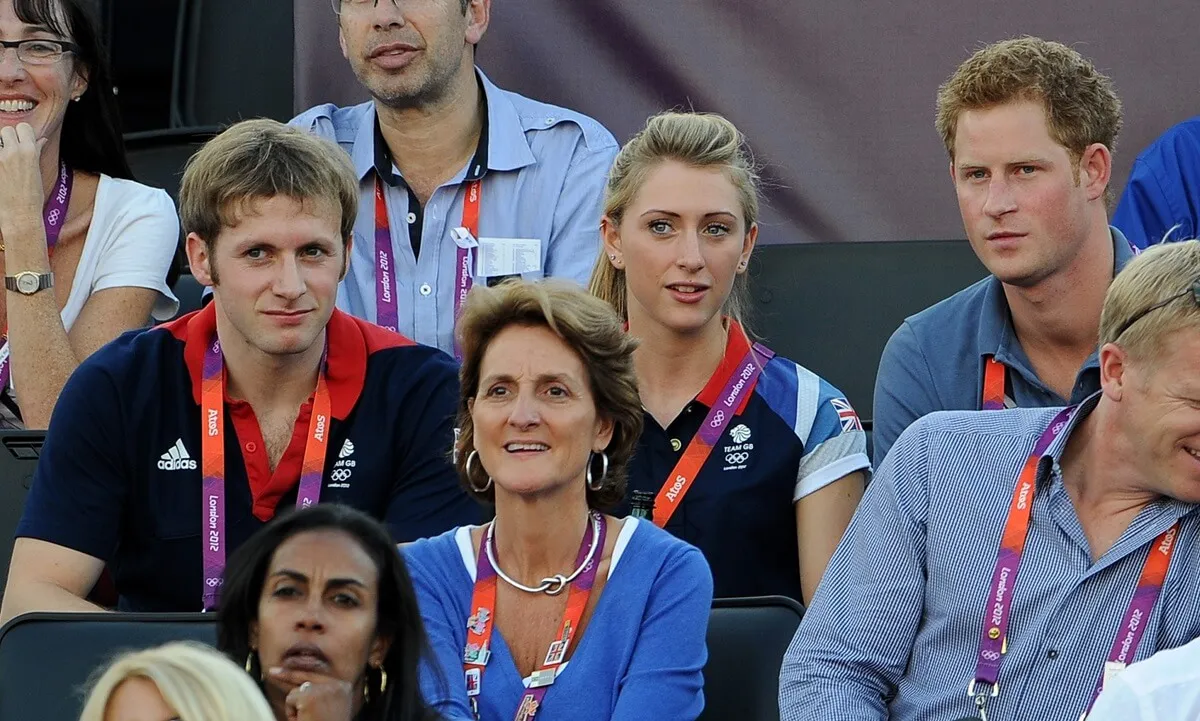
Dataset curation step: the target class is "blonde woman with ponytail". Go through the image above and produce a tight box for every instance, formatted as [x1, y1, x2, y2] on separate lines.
[590, 111, 869, 605]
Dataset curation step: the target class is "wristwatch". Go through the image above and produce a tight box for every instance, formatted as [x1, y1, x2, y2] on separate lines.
[5, 272, 54, 296]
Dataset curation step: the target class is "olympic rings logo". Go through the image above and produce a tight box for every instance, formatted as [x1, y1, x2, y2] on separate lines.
[725, 452, 749, 465]
[331, 469, 352, 483]
[710, 411, 726, 428]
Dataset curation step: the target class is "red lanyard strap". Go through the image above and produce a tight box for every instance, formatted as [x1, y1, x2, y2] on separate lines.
[0, 162, 73, 391]
[982, 356, 1007, 411]
[372, 175, 480, 360]
[462, 511, 607, 721]
[969, 405, 1180, 719]
[199, 334, 332, 611]
[653, 342, 774, 528]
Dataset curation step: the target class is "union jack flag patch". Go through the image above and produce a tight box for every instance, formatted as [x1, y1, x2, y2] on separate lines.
[831, 398, 863, 433]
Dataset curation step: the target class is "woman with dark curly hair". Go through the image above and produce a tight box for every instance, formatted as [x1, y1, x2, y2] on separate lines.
[403, 279, 712, 721]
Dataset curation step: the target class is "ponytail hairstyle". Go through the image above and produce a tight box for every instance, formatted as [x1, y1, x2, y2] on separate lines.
[588, 111, 761, 324]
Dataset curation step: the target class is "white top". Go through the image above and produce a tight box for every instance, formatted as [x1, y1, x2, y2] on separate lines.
[61, 175, 181, 325]
[1088, 636, 1200, 721]
[1, 175, 180, 426]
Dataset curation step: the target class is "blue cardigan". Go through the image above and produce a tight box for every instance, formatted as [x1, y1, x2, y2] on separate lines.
[402, 518, 713, 721]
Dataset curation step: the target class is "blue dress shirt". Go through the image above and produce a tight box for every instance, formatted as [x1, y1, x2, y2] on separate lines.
[779, 397, 1200, 721]
[292, 69, 618, 353]
[871, 227, 1134, 464]
[1113, 115, 1200, 249]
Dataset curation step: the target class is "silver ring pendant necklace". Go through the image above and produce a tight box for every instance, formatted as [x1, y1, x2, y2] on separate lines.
[486, 511, 601, 595]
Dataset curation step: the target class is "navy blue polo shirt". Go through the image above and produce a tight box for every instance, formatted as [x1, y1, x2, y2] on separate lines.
[871, 227, 1135, 464]
[617, 323, 870, 601]
[16, 303, 480, 612]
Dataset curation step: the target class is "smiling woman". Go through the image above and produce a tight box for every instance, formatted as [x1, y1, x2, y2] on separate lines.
[402, 279, 713, 721]
[0, 0, 180, 429]
[217, 503, 439, 721]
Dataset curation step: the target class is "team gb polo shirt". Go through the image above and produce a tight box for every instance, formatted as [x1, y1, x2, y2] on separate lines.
[17, 303, 480, 612]
[617, 322, 871, 601]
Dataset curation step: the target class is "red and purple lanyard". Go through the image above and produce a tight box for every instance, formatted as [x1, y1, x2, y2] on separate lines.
[969, 405, 1179, 720]
[373, 176, 480, 360]
[462, 511, 607, 721]
[653, 341, 774, 527]
[982, 356, 1007, 411]
[0, 162, 73, 391]
[199, 333, 332, 611]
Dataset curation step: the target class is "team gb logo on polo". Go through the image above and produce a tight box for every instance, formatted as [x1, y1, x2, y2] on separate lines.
[723, 424, 753, 471]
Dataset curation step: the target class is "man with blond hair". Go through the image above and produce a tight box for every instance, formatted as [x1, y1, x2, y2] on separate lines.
[872, 37, 1136, 464]
[780, 239, 1200, 720]
[1, 119, 478, 618]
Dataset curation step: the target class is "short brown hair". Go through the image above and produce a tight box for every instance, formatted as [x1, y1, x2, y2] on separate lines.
[454, 280, 642, 509]
[179, 119, 359, 250]
[589, 111, 760, 324]
[1099, 240, 1200, 362]
[935, 37, 1122, 167]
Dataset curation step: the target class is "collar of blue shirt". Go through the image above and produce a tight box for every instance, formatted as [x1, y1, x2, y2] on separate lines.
[1036, 390, 1195, 574]
[350, 67, 537, 185]
[976, 226, 1136, 383]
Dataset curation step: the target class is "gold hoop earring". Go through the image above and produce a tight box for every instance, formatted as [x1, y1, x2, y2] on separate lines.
[379, 667, 388, 694]
[245, 652, 254, 674]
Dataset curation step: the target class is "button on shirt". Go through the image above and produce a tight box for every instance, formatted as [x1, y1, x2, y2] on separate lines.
[291, 69, 618, 353]
[616, 322, 870, 601]
[778, 397, 1200, 721]
[871, 227, 1135, 464]
[1113, 115, 1200, 249]
[15, 304, 481, 612]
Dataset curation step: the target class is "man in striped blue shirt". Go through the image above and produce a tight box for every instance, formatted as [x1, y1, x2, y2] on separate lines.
[780, 240, 1200, 720]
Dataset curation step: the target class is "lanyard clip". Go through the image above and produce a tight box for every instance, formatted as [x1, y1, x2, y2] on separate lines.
[968, 680, 998, 721]
[450, 226, 479, 250]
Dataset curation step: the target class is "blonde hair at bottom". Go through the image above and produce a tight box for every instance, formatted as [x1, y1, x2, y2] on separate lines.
[78, 641, 274, 721]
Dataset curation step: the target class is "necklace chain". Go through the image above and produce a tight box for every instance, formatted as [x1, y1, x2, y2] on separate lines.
[485, 511, 601, 595]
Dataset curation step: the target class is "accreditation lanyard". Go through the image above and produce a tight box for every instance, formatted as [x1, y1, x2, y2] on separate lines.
[982, 356, 1007, 411]
[0, 162, 73, 391]
[968, 405, 1180, 720]
[199, 334, 332, 612]
[372, 176, 481, 359]
[461, 511, 607, 721]
[652, 341, 775, 527]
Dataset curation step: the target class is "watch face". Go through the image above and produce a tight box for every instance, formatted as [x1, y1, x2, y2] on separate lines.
[16, 274, 39, 294]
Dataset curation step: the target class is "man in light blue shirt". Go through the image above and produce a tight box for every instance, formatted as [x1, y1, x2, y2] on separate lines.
[779, 240, 1200, 721]
[293, 0, 617, 353]
[873, 38, 1131, 464]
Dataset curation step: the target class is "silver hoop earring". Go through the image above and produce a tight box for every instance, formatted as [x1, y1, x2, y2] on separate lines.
[586, 451, 609, 492]
[465, 450, 493, 492]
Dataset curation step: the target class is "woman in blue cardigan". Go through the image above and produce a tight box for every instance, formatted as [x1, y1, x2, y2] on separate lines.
[403, 279, 713, 721]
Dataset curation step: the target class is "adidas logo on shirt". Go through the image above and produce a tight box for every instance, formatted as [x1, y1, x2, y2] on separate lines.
[158, 439, 198, 471]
